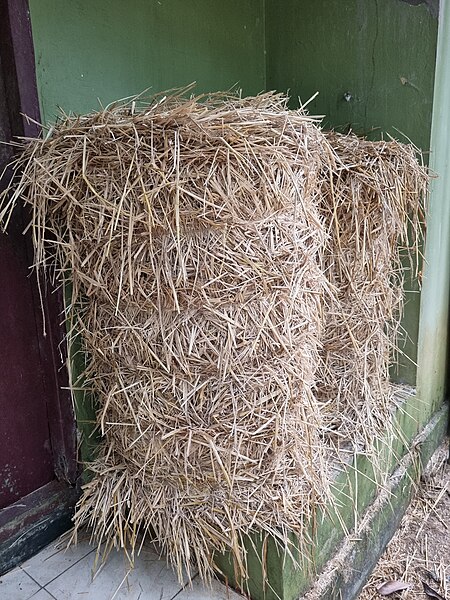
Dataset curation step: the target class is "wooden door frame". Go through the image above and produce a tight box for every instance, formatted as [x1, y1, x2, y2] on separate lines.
[0, 0, 80, 574]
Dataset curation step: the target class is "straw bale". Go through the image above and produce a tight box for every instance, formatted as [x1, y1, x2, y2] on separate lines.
[317, 132, 427, 450]
[0, 92, 333, 583]
[0, 90, 428, 588]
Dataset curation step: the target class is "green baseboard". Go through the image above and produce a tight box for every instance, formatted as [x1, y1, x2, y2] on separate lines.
[307, 402, 448, 600]
[215, 400, 449, 600]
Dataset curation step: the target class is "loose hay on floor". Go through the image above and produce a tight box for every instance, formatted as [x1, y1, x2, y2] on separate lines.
[0, 90, 429, 589]
[359, 441, 450, 600]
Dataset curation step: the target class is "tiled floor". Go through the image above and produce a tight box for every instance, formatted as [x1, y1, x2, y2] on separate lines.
[0, 536, 244, 600]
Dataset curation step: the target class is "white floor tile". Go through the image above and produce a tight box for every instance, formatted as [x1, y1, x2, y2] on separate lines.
[175, 577, 244, 599]
[30, 590, 56, 599]
[21, 537, 95, 586]
[0, 567, 41, 600]
[46, 546, 186, 600]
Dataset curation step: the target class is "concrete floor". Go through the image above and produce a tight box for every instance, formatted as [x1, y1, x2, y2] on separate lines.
[0, 536, 243, 600]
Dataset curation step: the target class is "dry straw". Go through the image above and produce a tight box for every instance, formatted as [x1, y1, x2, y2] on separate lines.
[0, 90, 428, 589]
[317, 132, 426, 451]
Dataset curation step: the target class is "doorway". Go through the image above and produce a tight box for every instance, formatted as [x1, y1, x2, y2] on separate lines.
[0, 0, 79, 575]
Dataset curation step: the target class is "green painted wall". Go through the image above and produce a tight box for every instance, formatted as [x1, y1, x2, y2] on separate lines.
[265, 0, 438, 385]
[29, 0, 265, 124]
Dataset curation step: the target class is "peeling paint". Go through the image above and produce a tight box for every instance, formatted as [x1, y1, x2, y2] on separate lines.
[0, 464, 19, 499]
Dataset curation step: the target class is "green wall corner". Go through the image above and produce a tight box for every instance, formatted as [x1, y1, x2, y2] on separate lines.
[265, 0, 438, 386]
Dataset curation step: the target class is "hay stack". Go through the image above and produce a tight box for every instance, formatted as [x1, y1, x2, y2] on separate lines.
[1, 93, 333, 582]
[0, 90, 428, 586]
[317, 132, 426, 448]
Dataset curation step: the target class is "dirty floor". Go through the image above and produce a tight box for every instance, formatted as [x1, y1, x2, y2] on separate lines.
[360, 440, 450, 600]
